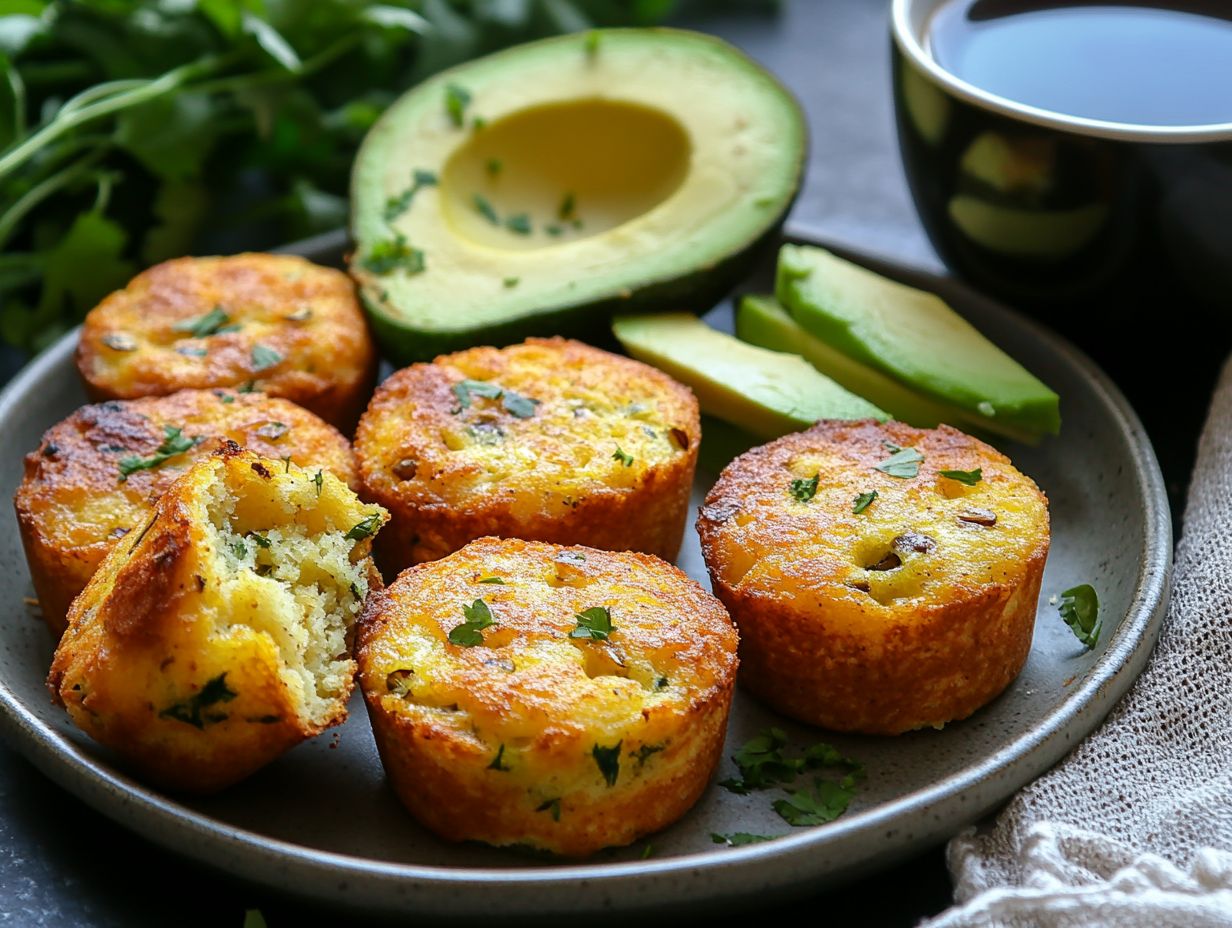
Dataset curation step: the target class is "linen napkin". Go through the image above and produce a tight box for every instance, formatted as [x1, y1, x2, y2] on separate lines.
[924, 358, 1232, 927]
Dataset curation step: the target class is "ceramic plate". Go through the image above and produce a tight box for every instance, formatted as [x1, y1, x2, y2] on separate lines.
[0, 229, 1171, 917]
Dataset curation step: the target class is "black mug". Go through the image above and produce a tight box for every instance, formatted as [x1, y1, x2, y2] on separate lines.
[890, 0, 1232, 322]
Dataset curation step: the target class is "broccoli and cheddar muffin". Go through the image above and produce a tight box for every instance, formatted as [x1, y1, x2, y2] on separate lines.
[356, 536, 738, 857]
[698, 420, 1049, 735]
[15, 389, 358, 638]
[355, 337, 700, 574]
[76, 253, 377, 431]
[47, 447, 388, 794]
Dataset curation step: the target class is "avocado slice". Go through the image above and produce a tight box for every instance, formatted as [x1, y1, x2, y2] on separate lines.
[350, 29, 807, 363]
[775, 245, 1060, 436]
[612, 312, 887, 441]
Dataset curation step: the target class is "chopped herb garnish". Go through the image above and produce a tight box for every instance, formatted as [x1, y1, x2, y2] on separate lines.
[173, 306, 239, 338]
[158, 673, 237, 729]
[753, 196, 777, 208]
[478, 576, 505, 584]
[612, 446, 634, 467]
[383, 169, 438, 222]
[487, 744, 511, 772]
[473, 193, 499, 224]
[249, 533, 271, 549]
[117, 425, 201, 481]
[505, 212, 531, 235]
[361, 234, 426, 275]
[632, 743, 664, 768]
[250, 344, 283, 372]
[486, 158, 502, 176]
[939, 468, 982, 486]
[448, 598, 496, 647]
[471, 115, 486, 130]
[584, 30, 600, 56]
[502, 390, 538, 418]
[546, 223, 564, 237]
[853, 490, 878, 514]
[238, 380, 257, 393]
[641, 843, 654, 859]
[875, 446, 924, 479]
[790, 473, 819, 502]
[255, 421, 288, 441]
[592, 741, 621, 787]
[570, 606, 613, 641]
[350, 581, 362, 600]
[711, 832, 776, 847]
[718, 728, 861, 796]
[452, 378, 503, 409]
[558, 191, 576, 220]
[1059, 584, 1100, 649]
[313, 470, 323, 497]
[773, 777, 856, 826]
[346, 514, 381, 541]
[444, 83, 471, 127]
[536, 798, 561, 821]
[232, 539, 247, 559]
[282, 455, 292, 473]
[502, 276, 520, 288]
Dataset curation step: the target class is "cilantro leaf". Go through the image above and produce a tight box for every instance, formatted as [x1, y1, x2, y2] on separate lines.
[592, 741, 622, 787]
[853, 490, 878, 514]
[612, 446, 634, 467]
[312, 470, 323, 497]
[502, 390, 538, 418]
[487, 744, 510, 771]
[361, 234, 425, 275]
[158, 673, 237, 729]
[558, 191, 576, 220]
[473, 193, 499, 224]
[478, 576, 505, 584]
[536, 798, 561, 821]
[173, 306, 238, 337]
[444, 83, 471, 127]
[773, 778, 855, 826]
[790, 473, 819, 502]
[1059, 584, 1101, 649]
[448, 598, 496, 647]
[570, 606, 613, 641]
[383, 169, 438, 222]
[452, 378, 502, 410]
[504, 212, 531, 235]
[939, 468, 982, 486]
[117, 425, 201, 481]
[250, 344, 283, 372]
[345, 514, 382, 541]
[875, 447, 924, 478]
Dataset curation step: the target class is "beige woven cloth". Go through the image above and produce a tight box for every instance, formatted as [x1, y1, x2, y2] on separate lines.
[924, 359, 1232, 927]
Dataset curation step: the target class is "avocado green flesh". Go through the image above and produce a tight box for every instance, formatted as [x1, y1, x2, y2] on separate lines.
[775, 245, 1061, 436]
[612, 313, 888, 442]
[350, 29, 806, 363]
[736, 294, 1040, 443]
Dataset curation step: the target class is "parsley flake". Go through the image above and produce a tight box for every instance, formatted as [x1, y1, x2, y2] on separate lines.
[570, 606, 613, 641]
[536, 798, 561, 821]
[452, 378, 503, 409]
[250, 344, 283, 372]
[478, 576, 505, 584]
[486, 158, 502, 176]
[773, 777, 856, 826]
[939, 468, 982, 486]
[117, 425, 201, 481]
[504, 212, 531, 235]
[853, 490, 878, 514]
[158, 673, 237, 729]
[173, 306, 240, 338]
[790, 473, 819, 502]
[612, 446, 634, 467]
[473, 193, 499, 224]
[502, 390, 538, 418]
[487, 744, 511, 772]
[313, 470, 323, 496]
[361, 234, 426, 275]
[584, 30, 600, 56]
[592, 741, 622, 787]
[448, 598, 496, 647]
[558, 191, 576, 220]
[632, 743, 664, 768]
[444, 83, 471, 127]
[546, 223, 564, 236]
[345, 514, 382, 541]
[383, 169, 438, 222]
[711, 832, 776, 847]
[249, 532, 271, 549]
[875, 446, 924, 479]
[1059, 584, 1100, 649]
[502, 276, 520, 288]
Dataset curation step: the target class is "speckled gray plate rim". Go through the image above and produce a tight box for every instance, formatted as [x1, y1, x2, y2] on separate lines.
[0, 229, 1171, 918]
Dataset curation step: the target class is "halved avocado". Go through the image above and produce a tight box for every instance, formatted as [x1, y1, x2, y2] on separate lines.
[350, 29, 806, 363]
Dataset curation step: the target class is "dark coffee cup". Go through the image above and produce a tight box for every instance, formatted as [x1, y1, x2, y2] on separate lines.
[891, 0, 1232, 320]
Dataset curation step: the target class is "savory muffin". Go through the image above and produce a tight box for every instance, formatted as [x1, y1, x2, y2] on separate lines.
[354, 337, 700, 574]
[14, 389, 357, 638]
[697, 419, 1049, 735]
[76, 253, 377, 431]
[47, 446, 388, 794]
[356, 536, 738, 857]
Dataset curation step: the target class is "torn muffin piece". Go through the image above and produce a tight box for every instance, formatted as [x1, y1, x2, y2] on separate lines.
[47, 445, 388, 793]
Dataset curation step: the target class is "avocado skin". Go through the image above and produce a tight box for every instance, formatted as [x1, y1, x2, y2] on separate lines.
[363, 210, 794, 365]
[350, 28, 808, 365]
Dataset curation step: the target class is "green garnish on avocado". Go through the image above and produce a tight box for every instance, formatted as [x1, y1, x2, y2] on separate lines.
[473, 193, 499, 225]
[444, 83, 471, 127]
[504, 213, 532, 235]
[361, 235, 425, 276]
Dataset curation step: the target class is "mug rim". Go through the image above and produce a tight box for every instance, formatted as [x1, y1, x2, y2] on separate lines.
[891, 0, 1232, 143]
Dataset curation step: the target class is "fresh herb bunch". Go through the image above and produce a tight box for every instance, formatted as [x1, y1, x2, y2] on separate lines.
[0, 0, 685, 352]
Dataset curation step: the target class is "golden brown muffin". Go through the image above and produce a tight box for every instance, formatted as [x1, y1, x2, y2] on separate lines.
[354, 337, 700, 575]
[697, 420, 1049, 735]
[47, 446, 388, 794]
[356, 536, 738, 857]
[14, 389, 358, 639]
[75, 253, 377, 431]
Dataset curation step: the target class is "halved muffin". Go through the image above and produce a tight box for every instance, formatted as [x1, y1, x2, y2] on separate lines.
[356, 536, 738, 856]
[697, 420, 1049, 735]
[75, 253, 377, 431]
[47, 446, 388, 793]
[14, 389, 358, 638]
[354, 337, 700, 574]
